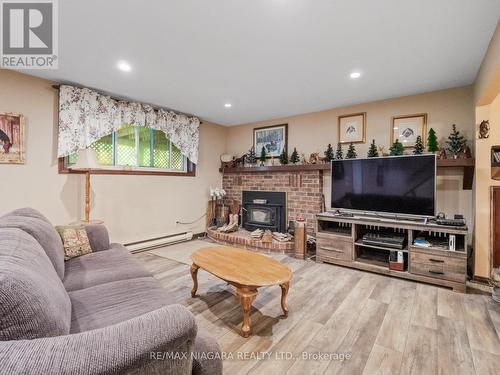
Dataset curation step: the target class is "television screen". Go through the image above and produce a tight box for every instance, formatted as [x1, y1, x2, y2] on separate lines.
[331, 155, 436, 217]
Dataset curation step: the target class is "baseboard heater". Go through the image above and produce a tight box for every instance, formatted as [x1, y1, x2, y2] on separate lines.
[125, 232, 193, 253]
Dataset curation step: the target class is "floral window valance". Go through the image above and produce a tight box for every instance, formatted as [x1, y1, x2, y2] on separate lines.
[57, 85, 200, 164]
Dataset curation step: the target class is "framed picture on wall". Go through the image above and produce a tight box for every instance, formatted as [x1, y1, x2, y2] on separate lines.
[338, 112, 366, 144]
[253, 124, 288, 158]
[0, 112, 25, 164]
[391, 113, 427, 148]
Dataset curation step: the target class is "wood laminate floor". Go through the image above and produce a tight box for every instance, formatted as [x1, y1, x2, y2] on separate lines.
[135, 250, 500, 375]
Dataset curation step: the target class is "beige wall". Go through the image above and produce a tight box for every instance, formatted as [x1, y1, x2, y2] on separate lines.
[0, 69, 226, 243]
[473, 22, 500, 278]
[474, 21, 500, 106]
[474, 99, 500, 278]
[226, 86, 475, 230]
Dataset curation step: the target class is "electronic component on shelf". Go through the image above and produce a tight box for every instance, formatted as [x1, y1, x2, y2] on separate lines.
[449, 234, 456, 251]
[436, 218, 466, 227]
[362, 232, 405, 249]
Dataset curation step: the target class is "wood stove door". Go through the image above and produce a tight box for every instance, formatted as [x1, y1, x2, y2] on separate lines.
[245, 205, 277, 227]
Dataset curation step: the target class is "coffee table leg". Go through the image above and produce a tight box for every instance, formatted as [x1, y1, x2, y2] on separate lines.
[236, 288, 257, 338]
[190, 264, 199, 297]
[280, 282, 290, 317]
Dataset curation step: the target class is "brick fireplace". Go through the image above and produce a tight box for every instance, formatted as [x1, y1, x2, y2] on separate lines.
[222, 167, 325, 234]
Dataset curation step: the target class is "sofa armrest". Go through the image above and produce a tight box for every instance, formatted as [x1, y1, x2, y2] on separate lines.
[0, 304, 197, 375]
[85, 224, 110, 252]
[192, 330, 223, 375]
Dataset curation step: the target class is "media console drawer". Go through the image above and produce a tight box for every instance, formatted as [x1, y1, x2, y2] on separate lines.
[410, 249, 466, 283]
[410, 262, 465, 282]
[317, 236, 353, 261]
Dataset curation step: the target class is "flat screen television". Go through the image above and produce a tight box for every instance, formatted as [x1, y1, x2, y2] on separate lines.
[331, 154, 436, 217]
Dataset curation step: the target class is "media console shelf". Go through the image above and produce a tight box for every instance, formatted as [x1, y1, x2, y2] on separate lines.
[316, 213, 468, 292]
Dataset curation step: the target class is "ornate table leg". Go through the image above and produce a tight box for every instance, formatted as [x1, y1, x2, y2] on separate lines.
[280, 282, 290, 317]
[190, 264, 199, 297]
[236, 287, 257, 337]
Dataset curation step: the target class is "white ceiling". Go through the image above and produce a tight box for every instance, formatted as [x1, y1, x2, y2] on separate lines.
[26, 0, 500, 125]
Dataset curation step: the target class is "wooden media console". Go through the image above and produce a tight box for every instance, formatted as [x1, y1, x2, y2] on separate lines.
[316, 213, 469, 292]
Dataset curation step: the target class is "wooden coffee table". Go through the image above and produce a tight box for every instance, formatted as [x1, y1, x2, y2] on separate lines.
[190, 246, 292, 337]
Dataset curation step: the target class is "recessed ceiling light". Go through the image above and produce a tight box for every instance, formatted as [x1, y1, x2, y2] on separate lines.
[224, 103, 232, 108]
[350, 72, 361, 79]
[117, 60, 131, 72]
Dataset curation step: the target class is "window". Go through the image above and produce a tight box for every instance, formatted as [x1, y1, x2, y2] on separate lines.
[66, 125, 188, 173]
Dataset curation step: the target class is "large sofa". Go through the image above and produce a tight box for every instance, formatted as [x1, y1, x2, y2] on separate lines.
[0, 208, 222, 375]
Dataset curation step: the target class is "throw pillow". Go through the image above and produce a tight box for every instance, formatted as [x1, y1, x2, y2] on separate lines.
[56, 224, 92, 260]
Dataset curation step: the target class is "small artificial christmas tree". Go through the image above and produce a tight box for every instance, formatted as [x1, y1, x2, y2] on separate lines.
[446, 124, 466, 158]
[427, 128, 438, 153]
[259, 146, 267, 166]
[389, 139, 404, 156]
[324, 143, 334, 162]
[245, 146, 257, 165]
[335, 143, 343, 160]
[279, 148, 288, 165]
[290, 147, 300, 164]
[346, 143, 357, 159]
[367, 139, 379, 157]
[413, 135, 424, 155]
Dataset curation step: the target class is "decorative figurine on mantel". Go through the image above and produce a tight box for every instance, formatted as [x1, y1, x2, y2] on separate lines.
[290, 147, 300, 164]
[346, 143, 357, 159]
[438, 147, 447, 160]
[413, 136, 424, 155]
[367, 139, 379, 157]
[427, 128, 439, 153]
[378, 145, 388, 156]
[245, 146, 257, 166]
[459, 144, 472, 159]
[389, 139, 404, 156]
[335, 143, 344, 160]
[446, 124, 466, 159]
[324, 144, 334, 162]
[259, 146, 267, 166]
[279, 148, 288, 165]
[479, 120, 490, 139]
[308, 152, 321, 164]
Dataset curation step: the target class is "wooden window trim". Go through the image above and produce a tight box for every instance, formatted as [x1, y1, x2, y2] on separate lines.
[58, 157, 196, 177]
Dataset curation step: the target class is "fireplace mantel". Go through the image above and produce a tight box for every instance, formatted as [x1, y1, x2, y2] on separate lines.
[220, 164, 329, 173]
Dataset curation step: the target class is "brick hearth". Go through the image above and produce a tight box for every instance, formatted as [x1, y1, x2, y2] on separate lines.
[222, 169, 324, 233]
[207, 228, 294, 253]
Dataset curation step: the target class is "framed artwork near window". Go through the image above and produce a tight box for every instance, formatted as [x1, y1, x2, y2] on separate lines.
[391, 113, 427, 148]
[0, 112, 25, 164]
[338, 112, 366, 144]
[253, 124, 288, 158]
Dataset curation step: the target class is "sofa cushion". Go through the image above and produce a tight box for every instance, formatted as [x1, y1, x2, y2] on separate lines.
[0, 208, 65, 279]
[7, 207, 51, 222]
[0, 228, 72, 340]
[84, 224, 110, 252]
[63, 243, 151, 292]
[68, 277, 176, 333]
[56, 224, 92, 260]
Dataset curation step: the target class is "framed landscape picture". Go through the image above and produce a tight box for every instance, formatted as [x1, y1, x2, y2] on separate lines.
[0, 112, 25, 164]
[338, 112, 366, 144]
[391, 113, 427, 148]
[253, 124, 288, 158]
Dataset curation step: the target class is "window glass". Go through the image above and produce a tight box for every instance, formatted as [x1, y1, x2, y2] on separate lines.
[138, 127, 152, 167]
[65, 125, 186, 172]
[91, 133, 113, 166]
[153, 130, 170, 169]
[116, 124, 137, 166]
